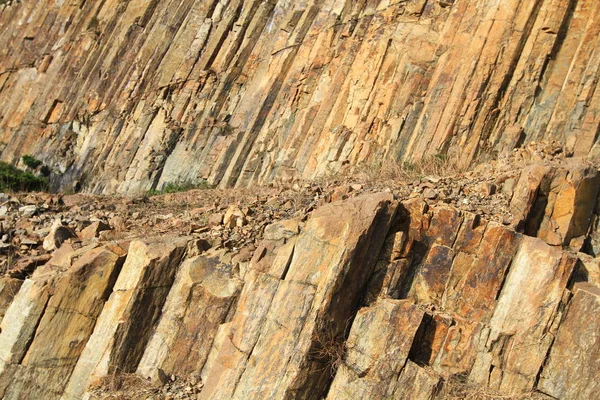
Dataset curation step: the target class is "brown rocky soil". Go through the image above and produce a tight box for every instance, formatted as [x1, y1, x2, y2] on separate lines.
[2, 140, 585, 278]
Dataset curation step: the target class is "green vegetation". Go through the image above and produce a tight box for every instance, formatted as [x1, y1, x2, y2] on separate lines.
[22, 154, 43, 169]
[0, 162, 48, 192]
[147, 180, 211, 196]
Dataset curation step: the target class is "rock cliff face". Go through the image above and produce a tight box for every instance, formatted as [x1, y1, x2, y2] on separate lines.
[0, 167, 599, 398]
[1, 0, 600, 398]
[0, 0, 599, 193]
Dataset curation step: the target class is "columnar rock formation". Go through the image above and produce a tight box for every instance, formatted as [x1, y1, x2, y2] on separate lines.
[0, 0, 599, 193]
[0, 174, 598, 398]
[0, 0, 600, 398]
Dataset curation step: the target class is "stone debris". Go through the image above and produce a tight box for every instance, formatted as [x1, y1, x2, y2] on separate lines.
[42, 219, 77, 251]
[0, 158, 596, 399]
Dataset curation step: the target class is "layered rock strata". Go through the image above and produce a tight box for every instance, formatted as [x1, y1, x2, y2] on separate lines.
[0, 0, 599, 193]
[0, 191, 597, 399]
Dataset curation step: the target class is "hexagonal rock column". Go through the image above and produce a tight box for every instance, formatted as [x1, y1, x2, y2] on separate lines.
[0, 246, 124, 399]
[63, 237, 189, 400]
[200, 193, 398, 400]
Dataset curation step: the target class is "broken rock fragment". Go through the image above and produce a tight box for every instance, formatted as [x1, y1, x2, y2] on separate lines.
[42, 219, 77, 251]
[80, 220, 111, 240]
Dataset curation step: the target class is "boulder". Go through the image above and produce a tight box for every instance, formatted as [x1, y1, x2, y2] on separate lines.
[223, 206, 246, 228]
[42, 219, 77, 251]
[262, 219, 301, 241]
[18, 205, 37, 218]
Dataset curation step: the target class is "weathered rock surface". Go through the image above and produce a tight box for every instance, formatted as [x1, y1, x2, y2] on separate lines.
[42, 218, 77, 251]
[326, 299, 432, 399]
[200, 193, 397, 399]
[63, 237, 188, 400]
[510, 162, 600, 248]
[469, 237, 576, 392]
[136, 251, 242, 382]
[538, 283, 600, 400]
[0, 246, 124, 399]
[0, 278, 22, 324]
[0, 191, 597, 399]
[0, 0, 599, 193]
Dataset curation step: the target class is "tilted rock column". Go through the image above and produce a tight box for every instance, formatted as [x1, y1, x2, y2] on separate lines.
[538, 283, 600, 399]
[200, 193, 398, 400]
[0, 246, 124, 399]
[63, 237, 188, 400]
[137, 251, 243, 382]
[469, 237, 577, 392]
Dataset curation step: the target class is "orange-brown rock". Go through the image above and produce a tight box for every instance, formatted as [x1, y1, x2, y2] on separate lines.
[469, 237, 577, 393]
[326, 299, 428, 399]
[0, 278, 23, 323]
[0, 191, 596, 399]
[136, 251, 242, 382]
[0, 0, 599, 193]
[63, 237, 188, 400]
[200, 193, 397, 399]
[538, 283, 600, 400]
[0, 246, 124, 399]
[510, 163, 600, 247]
[79, 221, 111, 240]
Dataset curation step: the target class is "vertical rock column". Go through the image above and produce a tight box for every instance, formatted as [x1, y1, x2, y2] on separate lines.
[200, 193, 398, 400]
[63, 237, 189, 400]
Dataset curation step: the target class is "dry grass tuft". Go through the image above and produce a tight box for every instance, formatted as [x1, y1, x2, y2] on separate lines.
[309, 324, 347, 378]
[337, 153, 465, 186]
[438, 375, 550, 400]
[89, 371, 158, 400]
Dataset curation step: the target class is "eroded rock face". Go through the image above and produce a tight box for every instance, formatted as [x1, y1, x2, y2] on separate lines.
[0, 246, 124, 399]
[0, 0, 599, 193]
[469, 238, 576, 392]
[538, 283, 600, 400]
[137, 252, 243, 382]
[326, 299, 430, 399]
[510, 163, 600, 248]
[0, 279, 22, 324]
[200, 193, 398, 400]
[63, 237, 189, 400]
[0, 192, 597, 399]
